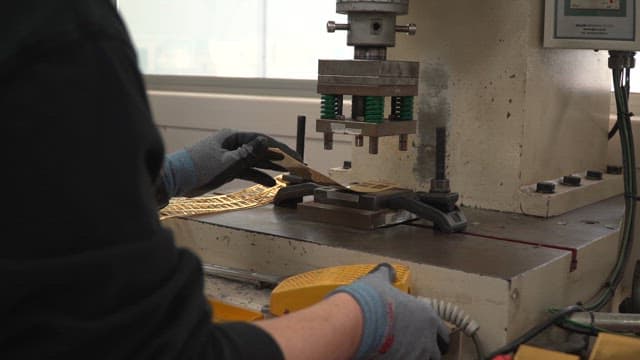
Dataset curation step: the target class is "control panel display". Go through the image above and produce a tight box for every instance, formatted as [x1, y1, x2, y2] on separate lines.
[570, 0, 620, 10]
[544, 0, 639, 51]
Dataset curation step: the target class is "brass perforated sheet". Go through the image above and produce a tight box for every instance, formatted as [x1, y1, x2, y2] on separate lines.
[159, 175, 287, 221]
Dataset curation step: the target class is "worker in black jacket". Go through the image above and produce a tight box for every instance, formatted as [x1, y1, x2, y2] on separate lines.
[0, 1, 449, 359]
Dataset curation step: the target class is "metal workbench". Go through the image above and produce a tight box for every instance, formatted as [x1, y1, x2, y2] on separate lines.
[164, 195, 625, 358]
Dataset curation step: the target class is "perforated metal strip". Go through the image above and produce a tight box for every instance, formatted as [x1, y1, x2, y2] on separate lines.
[159, 175, 287, 221]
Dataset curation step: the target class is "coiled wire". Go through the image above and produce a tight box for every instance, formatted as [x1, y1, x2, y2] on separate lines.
[420, 297, 480, 336]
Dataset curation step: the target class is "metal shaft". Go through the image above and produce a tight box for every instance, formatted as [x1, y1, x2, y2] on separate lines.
[435, 127, 446, 180]
[568, 312, 640, 333]
[202, 264, 283, 289]
[296, 115, 306, 161]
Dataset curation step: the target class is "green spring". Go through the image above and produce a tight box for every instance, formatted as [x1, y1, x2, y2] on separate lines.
[400, 96, 414, 120]
[365, 96, 384, 123]
[321, 94, 337, 119]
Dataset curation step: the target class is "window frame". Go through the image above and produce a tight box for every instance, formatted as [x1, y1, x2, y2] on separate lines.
[143, 75, 319, 98]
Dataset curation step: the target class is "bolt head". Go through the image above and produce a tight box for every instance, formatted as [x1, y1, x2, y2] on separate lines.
[536, 181, 556, 194]
[327, 21, 336, 33]
[606, 165, 623, 175]
[586, 170, 603, 181]
[561, 175, 582, 187]
[407, 23, 417, 35]
[430, 179, 451, 193]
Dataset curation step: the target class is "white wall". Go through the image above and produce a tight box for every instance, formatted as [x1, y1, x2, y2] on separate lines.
[148, 90, 353, 177]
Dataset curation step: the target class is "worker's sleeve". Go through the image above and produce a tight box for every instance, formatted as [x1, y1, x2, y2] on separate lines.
[0, 2, 283, 360]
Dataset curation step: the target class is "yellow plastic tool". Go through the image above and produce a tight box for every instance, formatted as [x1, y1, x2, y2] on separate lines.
[588, 333, 640, 360]
[269, 263, 411, 316]
[207, 298, 264, 323]
[514, 345, 579, 360]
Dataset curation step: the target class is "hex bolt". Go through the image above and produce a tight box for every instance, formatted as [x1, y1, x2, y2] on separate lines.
[324, 132, 334, 150]
[606, 165, 623, 175]
[435, 127, 446, 181]
[586, 170, 603, 181]
[536, 181, 556, 194]
[395, 24, 417, 35]
[343, 161, 352, 170]
[296, 115, 306, 161]
[561, 175, 582, 187]
[369, 136, 379, 155]
[327, 21, 350, 33]
[399, 134, 408, 151]
[430, 178, 451, 194]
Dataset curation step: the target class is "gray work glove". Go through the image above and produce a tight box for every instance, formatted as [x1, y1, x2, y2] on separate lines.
[156, 129, 301, 207]
[331, 263, 450, 360]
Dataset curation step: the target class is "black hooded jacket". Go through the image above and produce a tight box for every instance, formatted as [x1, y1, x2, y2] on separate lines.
[0, 1, 283, 359]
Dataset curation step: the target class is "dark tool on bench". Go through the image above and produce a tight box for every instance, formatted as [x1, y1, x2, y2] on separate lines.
[296, 185, 467, 232]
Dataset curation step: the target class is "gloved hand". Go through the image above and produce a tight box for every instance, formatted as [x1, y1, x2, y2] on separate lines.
[156, 129, 301, 207]
[330, 263, 450, 360]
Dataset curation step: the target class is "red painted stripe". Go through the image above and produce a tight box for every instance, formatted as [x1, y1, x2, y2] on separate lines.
[463, 232, 578, 272]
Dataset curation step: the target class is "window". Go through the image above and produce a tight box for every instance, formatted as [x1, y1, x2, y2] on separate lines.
[116, 0, 350, 80]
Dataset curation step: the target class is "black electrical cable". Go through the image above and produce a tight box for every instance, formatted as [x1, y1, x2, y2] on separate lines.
[554, 320, 600, 337]
[471, 333, 484, 360]
[574, 53, 636, 314]
[608, 63, 633, 140]
[554, 51, 637, 327]
[608, 122, 619, 139]
[483, 305, 583, 359]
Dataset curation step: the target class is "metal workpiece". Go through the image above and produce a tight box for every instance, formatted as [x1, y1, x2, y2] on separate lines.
[314, 186, 414, 210]
[568, 312, 640, 333]
[336, 0, 409, 15]
[297, 201, 417, 229]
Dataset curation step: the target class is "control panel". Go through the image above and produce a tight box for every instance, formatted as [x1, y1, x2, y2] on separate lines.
[544, 0, 640, 50]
